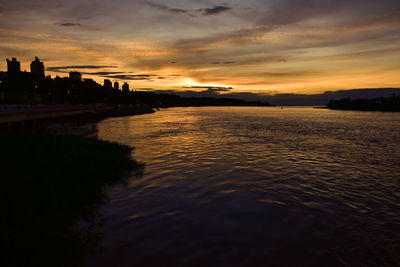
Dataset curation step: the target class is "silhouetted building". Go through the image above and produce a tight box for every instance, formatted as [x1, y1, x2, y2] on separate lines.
[114, 81, 119, 90]
[7, 58, 21, 74]
[0, 71, 5, 102]
[122, 82, 129, 93]
[104, 79, 112, 88]
[30, 57, 45, 78]
[0, 71, 6, 81]
[69, 72, 82, 81]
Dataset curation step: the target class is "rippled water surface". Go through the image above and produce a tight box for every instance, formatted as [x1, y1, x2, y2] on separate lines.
[87, 107, 400, 266]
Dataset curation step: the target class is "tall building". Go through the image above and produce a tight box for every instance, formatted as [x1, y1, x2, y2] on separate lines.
[69, 71, 82, 81]
[104, 79, 112, 88]
[122, 82, 130, 92]
[30, 57, 45, 78]
[6, 58, 21, 74]
[114, 81, 119, 90]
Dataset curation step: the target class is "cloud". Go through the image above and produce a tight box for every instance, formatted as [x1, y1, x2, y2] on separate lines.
[44, 64, 182, 81]
[183, 86, 233, 92]
[212, 61, 236, 65]
[161, 2, 400, 61]
[101, 74, 156, 80]
[58, 22, 84, 27]
[47, 65, 117, 71]
[86, 71, 124, 75]
[102, 74, 181, 81]
[140, 1, 187, 14]
[2, 0, 400, 94]
[140, 1, 232, 17]
[200, 6, 232, 16]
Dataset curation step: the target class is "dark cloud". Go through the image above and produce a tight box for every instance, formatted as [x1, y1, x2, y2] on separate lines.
[45, 67, 128, 79]
[58, 22, 84, 27]
[3, 0, 400, 94]
[141, 1, 232, 17]
[47, 65, 117, 71]
[54, 70, 126, 76]
[103, 74, 180, 81]
[165, 1, 400, 60]
[183, 86, 233, 92]
[200, 6, 232, 16]
[261, 71, 321, 77]
[105, 74, 156, 80]
[141, 1, 187, 14]
[212, 61, 236, 65]
[255, 0, 400, 30]
[86, 71, 124, 75]
[44, 66, 181, 81]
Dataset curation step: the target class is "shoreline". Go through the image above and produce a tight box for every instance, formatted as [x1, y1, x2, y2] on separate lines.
[2, 111, 148, 266]
[53, 106, 156, 136]
[326, 107, 400, 112]
[0, 105, 156, 134]
[326, 95, 400, 112]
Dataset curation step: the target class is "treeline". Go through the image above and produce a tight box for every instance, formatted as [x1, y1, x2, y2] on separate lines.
[327, 95, 400, 112]
[0, 72, 270, 107]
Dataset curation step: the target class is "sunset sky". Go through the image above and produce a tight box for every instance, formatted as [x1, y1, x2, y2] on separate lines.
[1, 0, 400, 95]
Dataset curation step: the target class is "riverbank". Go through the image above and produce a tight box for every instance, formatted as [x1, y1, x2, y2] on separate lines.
[1, 132, 144, 267]
[0, 105, 155, 134]
[100, 106, 155, 119]
[48, 106, 156, 136]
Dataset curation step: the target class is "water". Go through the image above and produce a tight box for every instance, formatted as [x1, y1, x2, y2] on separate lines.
[86, 107, 400, 266]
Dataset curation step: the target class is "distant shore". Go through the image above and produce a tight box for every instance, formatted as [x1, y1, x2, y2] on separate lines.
[326, 95, 400, 112]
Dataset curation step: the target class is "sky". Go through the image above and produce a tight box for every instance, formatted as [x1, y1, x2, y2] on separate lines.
[1, 0, 400, 95]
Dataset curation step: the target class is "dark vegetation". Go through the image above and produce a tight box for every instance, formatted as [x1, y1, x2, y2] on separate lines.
[102, 106, 155, 118]
[0, 72, 270, 107]
[1, 132, 144, 267]
[327, 95, 400, 112]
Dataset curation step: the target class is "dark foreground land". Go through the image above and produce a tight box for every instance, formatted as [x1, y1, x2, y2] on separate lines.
[327, 95, 400, 112]
[1, 132, 144, 267]
[101, 106, 155, 118]
[0, 105, 155, 133]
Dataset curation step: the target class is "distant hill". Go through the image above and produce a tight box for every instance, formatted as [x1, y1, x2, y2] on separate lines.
[327, 95, 400, 112]
[266, 88, 400, 106]
[147, 88, 400, 106]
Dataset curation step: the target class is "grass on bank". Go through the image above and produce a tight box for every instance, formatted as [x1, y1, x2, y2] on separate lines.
[103, 106, 155, 118]
[1, 132, 144, 267]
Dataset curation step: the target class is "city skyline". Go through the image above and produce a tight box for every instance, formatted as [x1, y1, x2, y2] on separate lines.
[1, 0, 400, 95]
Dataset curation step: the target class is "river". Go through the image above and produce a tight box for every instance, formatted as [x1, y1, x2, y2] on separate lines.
[86, 107, 400, 266]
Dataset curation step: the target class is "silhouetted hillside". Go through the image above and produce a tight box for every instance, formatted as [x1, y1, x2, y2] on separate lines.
[267, 88, 400, 106]
[327, 95, 400, 112]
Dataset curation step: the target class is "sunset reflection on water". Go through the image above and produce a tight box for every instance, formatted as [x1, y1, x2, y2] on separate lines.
[87, 107, 400, 266]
